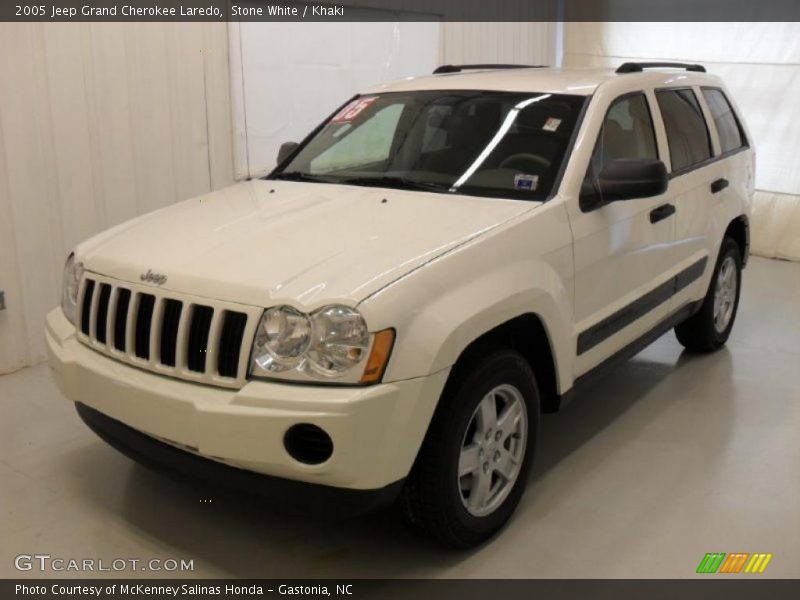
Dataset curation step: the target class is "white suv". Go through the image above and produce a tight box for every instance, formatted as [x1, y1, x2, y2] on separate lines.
[47, 63, 753, 548]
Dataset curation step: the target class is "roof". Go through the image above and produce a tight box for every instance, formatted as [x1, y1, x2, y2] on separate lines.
[363, 67, 724, 97]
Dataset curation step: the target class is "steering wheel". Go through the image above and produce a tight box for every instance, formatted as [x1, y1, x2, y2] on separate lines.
[499, 153, 551, 171]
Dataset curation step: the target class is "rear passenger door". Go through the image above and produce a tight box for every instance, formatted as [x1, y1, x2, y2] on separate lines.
[653, 87, 736, 311]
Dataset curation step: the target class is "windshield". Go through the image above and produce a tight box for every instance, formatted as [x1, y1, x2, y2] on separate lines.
[272, 90, 587, 200]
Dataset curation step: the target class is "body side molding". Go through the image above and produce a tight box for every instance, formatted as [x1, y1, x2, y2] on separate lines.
[577, 257, 707, 355]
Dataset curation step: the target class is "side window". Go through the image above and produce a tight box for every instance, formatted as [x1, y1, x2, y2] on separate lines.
[591, 93, 658, 174]
[310, 104, 404, 173]
[702, 88, 746, 154]
[582, 93, 658, 206]
[656, 89, 712, 172]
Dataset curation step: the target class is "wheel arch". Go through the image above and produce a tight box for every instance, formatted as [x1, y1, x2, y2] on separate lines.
[439, 312, 562, 414]
[725, 214, 750, 267]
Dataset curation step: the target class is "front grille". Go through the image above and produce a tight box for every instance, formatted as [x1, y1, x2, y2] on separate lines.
[218, 311, 248, 378]
[159, 299, 183, 367]
[113, 289, 131, 352]
[134, 294, 156, 359]
[187, 305, 214, 373]
[80, 279, 95, 335]
[95, 284, 112, 344]
[77, 275, 258, 387]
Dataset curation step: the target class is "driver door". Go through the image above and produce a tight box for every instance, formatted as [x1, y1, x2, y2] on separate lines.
[567, 91, 676, 376]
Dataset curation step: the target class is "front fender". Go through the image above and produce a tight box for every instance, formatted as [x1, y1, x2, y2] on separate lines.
[359, 201, 575, 394]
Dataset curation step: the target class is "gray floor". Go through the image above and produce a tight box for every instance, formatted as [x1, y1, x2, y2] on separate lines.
[1, 256, 798, 579]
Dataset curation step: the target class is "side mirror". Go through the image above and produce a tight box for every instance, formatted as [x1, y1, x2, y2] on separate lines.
[277, 141, 299, 165]
[597, 158, 668, 202]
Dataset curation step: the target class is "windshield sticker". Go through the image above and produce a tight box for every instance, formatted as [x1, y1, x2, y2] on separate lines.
[331, 97, 379, 124]
[514, 174, 539, 191]
[543, 117, 562, 132]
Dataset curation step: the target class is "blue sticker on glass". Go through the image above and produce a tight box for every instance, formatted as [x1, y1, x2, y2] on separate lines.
[514, 174, 539, 191]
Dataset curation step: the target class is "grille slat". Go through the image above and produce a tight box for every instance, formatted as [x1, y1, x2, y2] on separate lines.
[113, 289, 131, 352]
[217, 311, 248, 378]
[187, 305, 214, 373]
[76, 276, 252, 387]
[80, 280, 96, 335]
[95, 284, 112, 344]
[134, 294, 156, 359]
[174, 304, 192, 369]
[159, 299, 183, 367]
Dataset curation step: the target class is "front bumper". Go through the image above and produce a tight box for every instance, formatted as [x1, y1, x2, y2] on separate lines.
[75, 402, 405, 515]
[46, 308, 448, 492]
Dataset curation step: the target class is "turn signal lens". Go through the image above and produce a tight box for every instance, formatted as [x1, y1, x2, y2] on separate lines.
[360, 328, 395, 384]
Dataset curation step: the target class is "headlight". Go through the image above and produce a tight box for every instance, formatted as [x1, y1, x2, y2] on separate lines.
[252, 306, 311, 372]
[306, 305, 370, 377]
[61, 253, 83, 325]
[250, 304, 394, 384]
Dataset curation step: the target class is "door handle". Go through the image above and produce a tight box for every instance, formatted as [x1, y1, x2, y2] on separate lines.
[711, 178, 729, 194]
[650, 203, 676, 224]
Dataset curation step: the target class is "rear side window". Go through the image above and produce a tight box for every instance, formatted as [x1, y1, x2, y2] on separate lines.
[656, 89, 712, 173]
[702, 88, 746, 154]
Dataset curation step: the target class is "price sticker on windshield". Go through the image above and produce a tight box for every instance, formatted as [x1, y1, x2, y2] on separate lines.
[543, 117, 562, 132]
[514, 174, 539, 191]
[331, 97, 379, 124]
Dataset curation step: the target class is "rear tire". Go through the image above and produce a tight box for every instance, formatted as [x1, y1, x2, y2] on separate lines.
[401, 349, 540, 548]
[674, 236, 742, 352]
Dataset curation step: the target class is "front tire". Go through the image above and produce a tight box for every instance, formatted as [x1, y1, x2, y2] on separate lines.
[401, 350, 540, 548]
[675, 236, 742, 352]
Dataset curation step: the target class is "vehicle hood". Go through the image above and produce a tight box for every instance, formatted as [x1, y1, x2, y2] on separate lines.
[79, 180, 534, 309]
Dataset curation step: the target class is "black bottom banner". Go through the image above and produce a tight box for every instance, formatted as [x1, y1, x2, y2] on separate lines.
[3, 579, 800, 600]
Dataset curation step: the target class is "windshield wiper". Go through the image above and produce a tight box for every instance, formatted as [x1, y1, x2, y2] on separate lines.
[271, 171, 337, 184]
[339, 176, 452, 194]
[273, 172, 452, 193]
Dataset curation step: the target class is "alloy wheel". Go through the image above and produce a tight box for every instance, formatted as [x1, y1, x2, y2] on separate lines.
[713, 255, 738, 333]
[458, 384, 528, 517]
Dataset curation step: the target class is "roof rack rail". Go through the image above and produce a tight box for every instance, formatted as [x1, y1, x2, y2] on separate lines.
[616, 62, 706, 74]
[433, 64, 546, 74]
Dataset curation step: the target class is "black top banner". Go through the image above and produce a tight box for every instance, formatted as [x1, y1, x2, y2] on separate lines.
[4, 0, 800, 22]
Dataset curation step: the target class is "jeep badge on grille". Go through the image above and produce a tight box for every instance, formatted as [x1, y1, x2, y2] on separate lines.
[140, 270, 167, 286]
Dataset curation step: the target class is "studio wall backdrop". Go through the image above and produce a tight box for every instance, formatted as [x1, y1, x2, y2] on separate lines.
[0, 22, 234, 374]
[564, 21, 800, 262]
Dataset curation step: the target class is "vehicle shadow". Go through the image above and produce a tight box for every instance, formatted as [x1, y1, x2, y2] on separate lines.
[537, 339, 735, 478]
[70, 337, 732, 578]
[533, 343, 707, 479]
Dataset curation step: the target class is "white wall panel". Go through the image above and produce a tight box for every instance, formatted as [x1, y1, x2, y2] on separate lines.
[441, 22, 557, 66]
[0, 23, 234, 374]
[750, 191, 800, 261]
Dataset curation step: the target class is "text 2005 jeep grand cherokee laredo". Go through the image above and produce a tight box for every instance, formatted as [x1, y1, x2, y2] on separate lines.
[47, 62, 753, 548]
